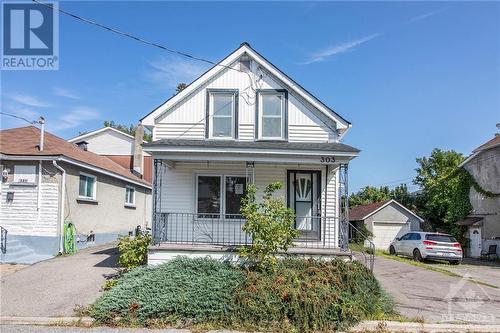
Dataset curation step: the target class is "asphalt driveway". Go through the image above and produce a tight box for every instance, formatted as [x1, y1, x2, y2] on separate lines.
[373, 255, 500, 324]
[0, 243, 119, 317]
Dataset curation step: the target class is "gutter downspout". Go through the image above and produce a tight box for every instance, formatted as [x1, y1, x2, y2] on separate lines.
[53, 160, 66, 254]
[37, 161, 42, 221]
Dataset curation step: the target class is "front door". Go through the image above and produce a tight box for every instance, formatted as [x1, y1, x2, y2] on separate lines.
[470, 228, 482, 258]
[287, 170, 321, 240]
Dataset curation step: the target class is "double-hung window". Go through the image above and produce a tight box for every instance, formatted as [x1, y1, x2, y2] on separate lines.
[125, 186, 135, 206]
[196, 175, 246, 219]
[79, 173, 96, 200]
[257, 90, 287, 140]
[207, 90, 238, 139]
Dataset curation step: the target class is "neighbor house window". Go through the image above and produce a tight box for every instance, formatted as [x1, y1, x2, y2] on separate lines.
[196, 175, 246, 218]
[206, 90, 238, 139]
[257, 90, 287, 140]
[13, 165, 37, 184]
[79, 173, 96, 199]
[125, 186, 135, 205]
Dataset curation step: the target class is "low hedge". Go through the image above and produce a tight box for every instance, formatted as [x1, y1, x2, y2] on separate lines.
[90, 257, 393, 331]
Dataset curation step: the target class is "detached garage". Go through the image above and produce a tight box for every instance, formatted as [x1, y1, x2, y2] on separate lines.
[349, 200, 423, 250]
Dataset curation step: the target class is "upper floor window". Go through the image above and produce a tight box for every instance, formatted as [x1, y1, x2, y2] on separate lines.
[79, 172, 96, 200]
[206, 89, 238, 139]
[257, 90, 287, 140]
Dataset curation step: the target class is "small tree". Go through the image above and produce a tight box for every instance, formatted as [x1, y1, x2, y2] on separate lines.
[239, 182, 299, 269]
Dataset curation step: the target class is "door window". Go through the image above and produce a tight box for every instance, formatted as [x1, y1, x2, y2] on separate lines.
[287, 171, 320, 237]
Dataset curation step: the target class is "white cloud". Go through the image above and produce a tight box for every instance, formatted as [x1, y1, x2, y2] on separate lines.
[48, 107, 100, 131]
[145, 56, 208, 89]
[52, 87, 80, 99]
[7, 93, 52, 108]
[406, 9, 446, 24]
[303, 33, 381, 64]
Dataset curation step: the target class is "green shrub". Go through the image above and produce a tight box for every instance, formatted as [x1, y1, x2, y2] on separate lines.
[231, 258, 391, 331]
[90, 257, 245, 324]
[90, 257, 393, 331]
[117, 233, 151, 269]
[240, 182, 299, 269]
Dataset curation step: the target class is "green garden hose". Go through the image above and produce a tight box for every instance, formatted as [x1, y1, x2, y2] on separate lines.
[63, 221, 77, 255]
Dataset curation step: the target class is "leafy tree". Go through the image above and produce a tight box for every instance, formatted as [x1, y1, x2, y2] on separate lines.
[103, 120, 152, 142]
[175, 83, 187, 95]
[239, 182, 299, 270]
[414, 149, 466, 234]
[349, 186, 391, 208]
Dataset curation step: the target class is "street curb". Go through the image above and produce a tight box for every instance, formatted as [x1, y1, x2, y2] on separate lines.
[2, 317, 500, 332]
[0, 316, 93, 326]
[351, 320, 500, 332]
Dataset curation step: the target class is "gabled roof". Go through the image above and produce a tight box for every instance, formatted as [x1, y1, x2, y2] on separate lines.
[459, 135, 500, 168]
[68, 126, 146, 144]
[0, 126, 150, 188]
[349, 199, 424, 222]
[140, 42, 351, 137]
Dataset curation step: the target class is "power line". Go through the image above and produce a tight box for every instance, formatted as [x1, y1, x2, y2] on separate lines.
[0, 112, 38, 125]
[31, 0, 243, 74]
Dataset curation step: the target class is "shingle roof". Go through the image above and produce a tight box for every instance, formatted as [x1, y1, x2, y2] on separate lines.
[473, 135, 500, 153]
[349, 200, 391, 221]
[144, 139, 360, 153]
[0, 126, 150, 187]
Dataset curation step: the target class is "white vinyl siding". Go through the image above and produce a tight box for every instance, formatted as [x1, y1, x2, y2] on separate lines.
[0, 183, 59, 236]
[153, 60, 336, 143]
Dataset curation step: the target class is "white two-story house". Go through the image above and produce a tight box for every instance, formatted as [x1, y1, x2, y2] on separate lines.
[141, 43, 359, 264]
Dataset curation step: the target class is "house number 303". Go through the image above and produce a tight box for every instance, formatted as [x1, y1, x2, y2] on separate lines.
[320, 156, 335, 163]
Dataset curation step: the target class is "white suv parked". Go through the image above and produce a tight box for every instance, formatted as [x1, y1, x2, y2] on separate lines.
[389, 232, 463, 265]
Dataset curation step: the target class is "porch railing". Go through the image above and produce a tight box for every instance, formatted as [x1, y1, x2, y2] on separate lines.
[152, 212, 339, 249]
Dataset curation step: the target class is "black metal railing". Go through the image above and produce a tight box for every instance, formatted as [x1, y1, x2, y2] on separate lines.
[0, 226, 7, 254]
[152, 212, 339, 249]
[344, 221, 375, 272]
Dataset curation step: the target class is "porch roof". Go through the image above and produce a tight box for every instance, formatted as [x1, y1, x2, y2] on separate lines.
[143, 139, 359, 163]
[144, 139, 359, 153]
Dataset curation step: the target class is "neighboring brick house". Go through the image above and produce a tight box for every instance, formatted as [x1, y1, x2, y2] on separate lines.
[457, 135, 500, 258]
[0, 126, 151, 264]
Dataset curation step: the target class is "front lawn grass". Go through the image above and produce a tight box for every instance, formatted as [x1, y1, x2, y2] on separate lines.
[90, 257, 395, 332]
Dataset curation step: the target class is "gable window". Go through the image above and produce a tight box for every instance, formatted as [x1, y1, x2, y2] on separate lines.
[257, 90, 287, 140]
[196, 175, 246, 219]
[206, 90, 238, 139]
[125, 186, 135, 206]
[79, 173, 96, 200]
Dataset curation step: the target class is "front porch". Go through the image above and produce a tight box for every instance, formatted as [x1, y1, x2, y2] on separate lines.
[145, 139, 357, 262]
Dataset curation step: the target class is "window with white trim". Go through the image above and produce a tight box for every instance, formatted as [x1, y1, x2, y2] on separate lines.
[13, 165, 37, 184]
[208, 91, 237, 139]
[125, 186, 135, 205]
[79, 173, 96, 200]
[196, 175, 246, 218]
[258, 91, 287, 140]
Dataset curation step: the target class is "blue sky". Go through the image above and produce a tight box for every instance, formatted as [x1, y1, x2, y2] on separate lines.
[1, 1, 499, 193]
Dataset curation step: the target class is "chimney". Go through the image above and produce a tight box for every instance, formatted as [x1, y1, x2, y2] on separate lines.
[133, 124, 144, 177]
[38, 116, 45, 151]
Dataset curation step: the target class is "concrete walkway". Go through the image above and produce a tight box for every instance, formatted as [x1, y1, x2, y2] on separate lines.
[0, 243, 119, 317]
[372, 255, 500, 324]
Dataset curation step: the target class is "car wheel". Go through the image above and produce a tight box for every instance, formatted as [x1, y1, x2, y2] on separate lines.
[413, 249, 423, 262]
[449, 260, 460, 265]
[389, 245, 396, 255]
